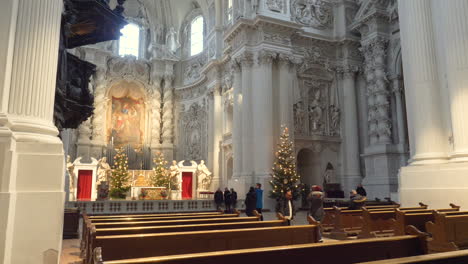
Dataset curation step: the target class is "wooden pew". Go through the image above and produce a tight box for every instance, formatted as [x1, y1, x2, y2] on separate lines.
[91, 225, 319, 264]
[322, 207, 347, 232]
[357, 249, 468, 263]
[321, 205, 401, 233]
[84, 215, 261, 263]
[95, 235, 427, 264]
[86, 219, 285, 264]
[359, 205, 459, 239]
[89, 213, 240, 223]
[88, 211, 223, 219]
[426, 211, 468, 253]
[95, 220, 286, 236]
[330, 203, 429, 239]
[393, 205, 461, 236]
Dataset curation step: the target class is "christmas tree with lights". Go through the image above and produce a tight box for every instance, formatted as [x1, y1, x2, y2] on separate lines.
[269, 126, 301, 200]
[109, 147, 131, 199]
[150, 152, 170, 190]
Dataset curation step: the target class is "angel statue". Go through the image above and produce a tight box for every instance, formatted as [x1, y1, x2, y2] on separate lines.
[169, 160, 181, 190]
[67, 155, 76, 200]
[197, 160, 212, 191]
[97, 157, 111, 187]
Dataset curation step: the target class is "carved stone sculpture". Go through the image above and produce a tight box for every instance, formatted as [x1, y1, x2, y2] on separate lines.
[67, 155, 76, 197]
[78, 118, 92, 142]
[91, 68, 107, 143]
[197, 160, 212, 191]
[169, 160, 180, 190]
[96, 157, 111, 187]
[330, 105, 340, 135]
[309, 90, 323, 132]
[291, 0, 333, 29]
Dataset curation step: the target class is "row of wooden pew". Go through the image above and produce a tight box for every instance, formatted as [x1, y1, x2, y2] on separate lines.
[80, 203, 468, 264]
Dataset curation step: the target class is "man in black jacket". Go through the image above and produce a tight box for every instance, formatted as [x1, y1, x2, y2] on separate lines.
[230, 188, 238, 210]
[275, 190, 295, 225]
[224, 187, 232, 213]
[214, 188, 224, 211]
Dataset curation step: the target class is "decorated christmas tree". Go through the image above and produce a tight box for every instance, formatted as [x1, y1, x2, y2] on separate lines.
[269, 126, 301, 200]
[150, 152, 170, 190]
[109, 147, 131, 199]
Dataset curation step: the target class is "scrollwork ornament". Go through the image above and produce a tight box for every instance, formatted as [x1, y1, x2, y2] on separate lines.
[291, 0, 333, 29]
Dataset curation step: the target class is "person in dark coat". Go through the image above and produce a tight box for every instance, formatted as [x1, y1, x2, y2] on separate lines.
[276, 190, 295, 225]
[245, 187, 257, 216]
[255, 183, 264, 221]
[348, 190, 365, 210]
[224, 187, 232, 213]
[308, 185, 325, 241]
[214, 188, 224, 211]
[356, 184, 367, 197]
[230, 188, 238, 210]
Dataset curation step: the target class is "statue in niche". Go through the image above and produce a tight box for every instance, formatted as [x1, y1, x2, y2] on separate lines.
[293, 101, 306, 135]
[97, 157, 111, 187]
[197, 160, 212, 191]
[323, 162, 336, 184]
[309, 90, 323, 132]
[330, 105, 340, 135]
[169, 160, 180, 190]
[166, 27, 180, 54]
[67, 155, 76, 196]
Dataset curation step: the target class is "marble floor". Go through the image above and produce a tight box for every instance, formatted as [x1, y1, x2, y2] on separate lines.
[60, 211, 336, 264]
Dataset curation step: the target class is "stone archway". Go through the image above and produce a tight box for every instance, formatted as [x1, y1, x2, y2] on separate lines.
[297, 148, 322, 186]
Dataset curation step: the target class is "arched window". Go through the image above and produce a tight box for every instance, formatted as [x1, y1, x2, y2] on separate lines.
[190, 16, 204, 56]
[119, 23, 140, 58]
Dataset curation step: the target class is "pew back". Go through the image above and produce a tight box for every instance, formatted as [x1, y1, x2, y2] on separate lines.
[95, 220, 286, 236]
[97, 235, 426, 264]
[89, 212, 223, 219]
[90, 213, 239, 223]
[94, 225, 319, 263]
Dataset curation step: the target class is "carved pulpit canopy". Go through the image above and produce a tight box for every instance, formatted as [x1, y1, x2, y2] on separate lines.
[63, 0, 128, 49]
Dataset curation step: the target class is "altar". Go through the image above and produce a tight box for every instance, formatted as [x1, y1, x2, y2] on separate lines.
[131, 187, 166, 200]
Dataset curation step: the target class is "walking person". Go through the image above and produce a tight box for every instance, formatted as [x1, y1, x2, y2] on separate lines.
[224, 187, 232, 213]
[255, 183, 264, 220]
[214, 188, 224, 211]
[308, 185, 324, 242]
[230, 188, 238, 211]
[276, 190, 295, 225]
[245, 187, 257, 216]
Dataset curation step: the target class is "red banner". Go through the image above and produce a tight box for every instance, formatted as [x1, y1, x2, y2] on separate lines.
[77, 170, 93, 200]
[182, 172, 193, 199]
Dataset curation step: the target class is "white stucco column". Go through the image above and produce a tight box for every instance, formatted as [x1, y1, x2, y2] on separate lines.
[240, 53, 254, 178]
[432, 0, 468, 161]
[341, 67, 362, 191]
[252, 51, 275, 182]
[398, 0, 448, 164]
[0, 0, 64, 263]
[278, 54, 294, 131]
[232, 62, 242, 177]
[209, 84, 223, 190]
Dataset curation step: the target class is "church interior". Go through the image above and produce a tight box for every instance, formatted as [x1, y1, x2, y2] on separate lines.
[2, 0, 468, 263]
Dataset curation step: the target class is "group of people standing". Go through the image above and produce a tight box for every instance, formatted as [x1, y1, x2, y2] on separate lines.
[214, 187, 238, 213]
[244, 183, 264, 220]
[214, 183, 264, 218]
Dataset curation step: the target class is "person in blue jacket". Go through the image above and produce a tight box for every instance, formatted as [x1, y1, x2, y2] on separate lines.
[255, 183, 264, 221]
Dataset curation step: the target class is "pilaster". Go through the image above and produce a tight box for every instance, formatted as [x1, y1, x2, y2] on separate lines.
[0, 0, 65, 263]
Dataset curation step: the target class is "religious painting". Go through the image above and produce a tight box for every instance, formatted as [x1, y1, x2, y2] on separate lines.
[110, 96, 144, 148]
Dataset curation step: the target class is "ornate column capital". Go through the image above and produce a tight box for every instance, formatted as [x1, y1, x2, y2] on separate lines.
[237, 52, 254, 68]
[343, 64, 360, 79]
[230, 61, 242, 74]
[255, 50, 276, 66]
